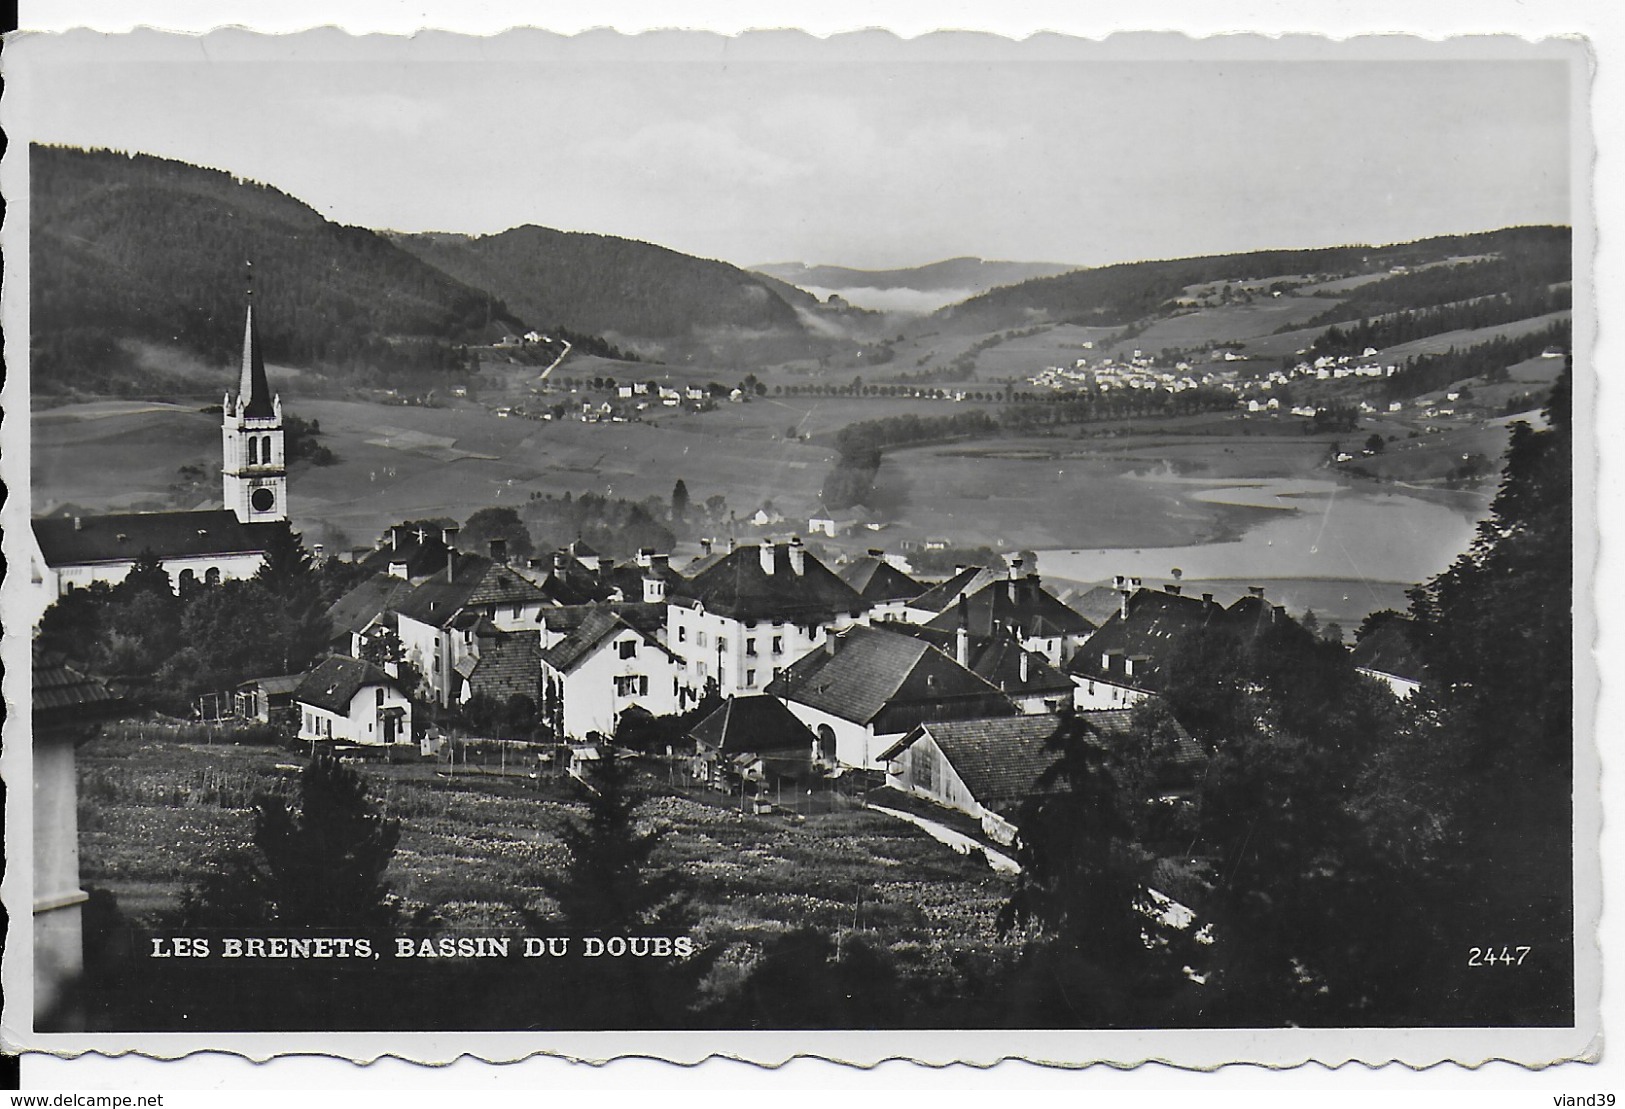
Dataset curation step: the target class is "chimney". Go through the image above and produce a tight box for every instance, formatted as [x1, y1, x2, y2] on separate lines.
[445, 547, 455, 584]
[788, 536, 806, 576]
[442, 526, 460, 551]
[1008, 555, 1024, 580]
[599, 556, 616, 581]
[1165, 583, 1181, 596]
[643, 577, 666, 604]
[553, 551, 568, 574]
[489, 538, 508, 565]
[635, 547, 654, 569]
[1249, 585, 1265, 598]
[1202, 592, 1214, 605]
[760, 540, 776, 576]
[700, 538, 713, 557]
[1119, 576, 1134, 621]
[73, 516, 83, 532]
[868, 548, 884, 558]
[825, 631, 838, 656]
[1019, 650, 1030, 683]
[388, 560, 409, 581]
[728, 537, 737, 553]
[390, 526, 401, 552]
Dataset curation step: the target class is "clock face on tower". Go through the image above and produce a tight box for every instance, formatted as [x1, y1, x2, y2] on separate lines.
[251, 487, 276, 513]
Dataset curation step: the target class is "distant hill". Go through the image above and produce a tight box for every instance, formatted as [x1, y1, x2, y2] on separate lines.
[930, 227, 1572, 335]
[754, 257, 1080, 294]
[30, 145, 536, 395]
[390, 226, 842, 348]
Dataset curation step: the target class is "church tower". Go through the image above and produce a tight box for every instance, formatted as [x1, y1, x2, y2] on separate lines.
[222, 264, 288, 524]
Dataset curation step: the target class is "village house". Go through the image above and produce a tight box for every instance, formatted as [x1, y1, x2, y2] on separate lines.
[898, 617, 1077, 714]
[899, 564, 1001, 625]
[920, 558, 1096, 666]
[294, 655, 412, 748]
[392, 549, 554, 706]
[836, 549, 927, 622]
[29, 284, 288, 604]
[539, 609, 680, 741]
[667, 538, 868, 705]
[687, 694, 819, 791]
[765, 623, 1017, 770]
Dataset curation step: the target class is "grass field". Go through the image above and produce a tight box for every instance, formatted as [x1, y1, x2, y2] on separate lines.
[77, 729, 1016, 974]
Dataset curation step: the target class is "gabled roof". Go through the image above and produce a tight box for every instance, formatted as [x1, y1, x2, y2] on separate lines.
[923, 574, 1096, 640]
[1066, 587, 1229, 692]
[393, 555, 550, 628]
[894, 625, 1075, 697]
[689, 695, 817, 756]
[33, 510, 280, 567]
[294, 656, 399, 715]
[765, 624, 1016, 732]
[1351, 616, 1426, 683]
[879, 708, 1203, 817]
[880, 714, 1064, 817]
[539, 610, 670, 674]
[906, 566, 999, 615]
[324, 574, 418, 638]
[674, 542, 864, 623]
[356, 525, 455, 581]
[1062, 584, 1129, 626]
[837, 556, 925, 605]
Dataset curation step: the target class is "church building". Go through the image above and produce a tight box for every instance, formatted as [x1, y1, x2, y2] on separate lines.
[30, 276, 290, 599]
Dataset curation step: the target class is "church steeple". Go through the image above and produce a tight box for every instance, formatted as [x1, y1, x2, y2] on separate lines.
[239, 262, 275, 419]
[222, 261, 288, 524]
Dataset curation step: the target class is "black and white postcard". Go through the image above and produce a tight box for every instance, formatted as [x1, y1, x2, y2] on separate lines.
[0, 22, 1599, 1070]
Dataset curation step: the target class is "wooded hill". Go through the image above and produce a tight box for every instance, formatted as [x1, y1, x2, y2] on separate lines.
[30, 145, 537, 396]
[389, 226, 840, 347]
[931, 226, 1571, 336]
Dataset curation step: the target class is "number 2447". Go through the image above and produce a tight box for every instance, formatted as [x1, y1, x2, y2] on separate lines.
[1468, 946, 1531, 966]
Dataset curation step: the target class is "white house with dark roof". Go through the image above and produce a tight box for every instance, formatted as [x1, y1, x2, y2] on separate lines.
[921, 560, 1096, 666]
[392, 551, 553, 706]
[836, 549, 926, 622]
[764, 623, 1017, 770]
[294, 656, 411, 747]
[667, 538, 868, 705]
[539, 609, 679, 741]
[29, 277, 287, 606]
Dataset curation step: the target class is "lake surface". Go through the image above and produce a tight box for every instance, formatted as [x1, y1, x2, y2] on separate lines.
[1038, 477, 1488, 586]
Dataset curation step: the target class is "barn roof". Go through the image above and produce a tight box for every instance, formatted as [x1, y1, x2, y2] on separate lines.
[688, 695, 817, 756]
[765, 624, 1015, 731]
[33, 510, 280, 567]
[881, 714, 1064, 817]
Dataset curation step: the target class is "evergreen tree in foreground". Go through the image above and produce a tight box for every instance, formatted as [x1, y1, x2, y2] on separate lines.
[179, 755, 401, 935]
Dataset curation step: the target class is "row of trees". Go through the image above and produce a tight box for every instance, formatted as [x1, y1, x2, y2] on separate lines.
[1303, 284, 1571, 361]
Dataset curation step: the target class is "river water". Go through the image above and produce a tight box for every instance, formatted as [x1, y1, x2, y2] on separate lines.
[1037, 477, 1488, 586]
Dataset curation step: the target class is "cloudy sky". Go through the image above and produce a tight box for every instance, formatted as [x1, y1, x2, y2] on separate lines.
[9, 30, 1576, 270]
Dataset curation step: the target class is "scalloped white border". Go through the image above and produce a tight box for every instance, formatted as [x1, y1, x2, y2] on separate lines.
[1, 6, 1612, 1087]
